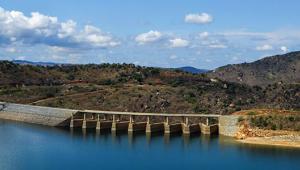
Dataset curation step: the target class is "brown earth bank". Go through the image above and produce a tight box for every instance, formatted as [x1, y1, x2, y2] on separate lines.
[238, 136, 300, 148]
[234, 109, 300, 148]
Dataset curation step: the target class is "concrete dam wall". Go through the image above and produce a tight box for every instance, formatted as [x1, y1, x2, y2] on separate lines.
[219, 115, 240, 137]
[0, 102, 77, 126]
[0, 102, 240, 137]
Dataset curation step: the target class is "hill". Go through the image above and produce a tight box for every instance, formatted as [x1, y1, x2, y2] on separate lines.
[10, 60, 209, 74]
[177, 66, 209, 74]
[207, 51, 300, 86]
[11, 60, 64, 67]
[0, 60, 299, 115]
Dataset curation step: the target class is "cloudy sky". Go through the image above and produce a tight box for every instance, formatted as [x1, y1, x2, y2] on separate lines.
[1, 0, 300, 69]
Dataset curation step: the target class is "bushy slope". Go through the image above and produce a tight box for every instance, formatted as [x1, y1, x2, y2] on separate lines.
[207, 51, 300, 87]
[0, 59, 299, 114]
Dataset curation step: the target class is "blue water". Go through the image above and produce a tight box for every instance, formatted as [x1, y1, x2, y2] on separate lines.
[0, 120, 299, 170]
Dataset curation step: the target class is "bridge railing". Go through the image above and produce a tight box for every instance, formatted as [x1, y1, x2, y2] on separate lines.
[78, 109, 221, 118]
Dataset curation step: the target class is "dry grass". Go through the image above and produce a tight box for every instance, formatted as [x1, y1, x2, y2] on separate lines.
[233, 109, 300, 116]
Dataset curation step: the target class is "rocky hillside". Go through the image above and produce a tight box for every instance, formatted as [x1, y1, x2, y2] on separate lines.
[207, 51, 300, 87]
[0, 60, 299, 114]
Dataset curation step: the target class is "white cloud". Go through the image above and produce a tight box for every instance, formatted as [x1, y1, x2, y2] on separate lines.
[135, 30, 162, 44]
[5, 47, 17, 53]
[185, 13, 213, 24]
[0, 6, 119, 49]
[76, 25, 120, 48]
[50, 55, 64, 60]
[256, 44, 273, 51]
[280, 46, 288, 53]
[169, 38, 189, 48]
[231, 56, 239, 61]
[48, 46, 70, 53]
[16, 56, 26, 60]
[58, 20, 76, 38]
[169, 55, 178, 59]
[205, 59, 212, 63]
[199, 32, 209, 38]
[220, 30, 300, 47]
[220, 31, 268, 37]
[208, 44, 227, 49]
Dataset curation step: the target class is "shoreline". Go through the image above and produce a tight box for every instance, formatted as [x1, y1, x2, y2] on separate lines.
[237, 135, 300, 148]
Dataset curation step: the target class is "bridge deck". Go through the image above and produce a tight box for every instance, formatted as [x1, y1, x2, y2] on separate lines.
[78, 110, 220, 118]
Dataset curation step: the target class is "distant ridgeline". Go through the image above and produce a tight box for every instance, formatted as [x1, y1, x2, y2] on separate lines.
[176, 66, 209, 74]
[11, 60, 209, 74]
[12, 60, 64, 67]
[0, 52, 299, 114]
[207, 51, 300, 87]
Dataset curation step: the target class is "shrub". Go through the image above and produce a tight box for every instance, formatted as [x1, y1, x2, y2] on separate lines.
[132, 73, 144, 82]
[99, 79, 115, 85]
[247, 111, 257, 116]
[249, 114, 300, 131]
[44, 87, 59, 98]
[238, 116, 244, 122]
[235, 107, 242, 111]
[67, 74, 75, 80]
[271, 124, 277, 130]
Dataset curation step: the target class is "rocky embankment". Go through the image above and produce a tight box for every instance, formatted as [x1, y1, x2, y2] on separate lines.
[236, 123, 300, 148]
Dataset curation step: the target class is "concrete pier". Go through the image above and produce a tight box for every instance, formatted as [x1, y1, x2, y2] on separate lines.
[182, 117, 190, 135]
[111, 115, 117, 131]
[70, 115, 74, 128]
[70, 115, 97, 129]
[70, 119, 84, 128]
[95, 115, 111, 130]
[81, 114, 98, 129]
[96, 114, 100, 130]
[146, 123, 164, 133]
[112, 121, 129, 131]
[190, 124, 201, 133]
[199, 118, 219, 135]
[82, 114, 87, 129]
[163, 116, 185, 134]
[200, 124, 219, 135]
[83, 120, 97, 129]
[181, 117, 200, 135]
[111, 115, 129, 131]
[128, 122, 147, 132]
[96, 120, 113, 130]
[145, 116, 164, 133]
[164, 123, 182, 134]
[127, 115, 147, 132]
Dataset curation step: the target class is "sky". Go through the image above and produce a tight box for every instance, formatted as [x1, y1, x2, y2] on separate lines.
[0, 0, 300, 69]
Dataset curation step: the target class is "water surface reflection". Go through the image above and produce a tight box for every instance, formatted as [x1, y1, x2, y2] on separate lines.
[0, 120, 299, 170]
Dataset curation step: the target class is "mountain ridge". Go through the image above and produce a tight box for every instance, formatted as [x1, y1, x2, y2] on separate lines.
[10, 60, 209, 74]
[207, 51, 300, 86]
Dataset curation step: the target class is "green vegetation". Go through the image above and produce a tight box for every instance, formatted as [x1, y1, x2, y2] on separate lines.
[0, 60, 299, 114]
[247, 111, 257, 116]
[249, 114, 300, 131]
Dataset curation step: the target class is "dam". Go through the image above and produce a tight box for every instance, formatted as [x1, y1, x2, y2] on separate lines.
[0, 102, 239, 137]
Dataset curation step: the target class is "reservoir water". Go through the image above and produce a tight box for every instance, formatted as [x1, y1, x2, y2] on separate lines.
[0, 120, 299, 170]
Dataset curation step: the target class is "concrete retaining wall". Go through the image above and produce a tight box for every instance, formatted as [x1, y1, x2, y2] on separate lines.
[219, 115, 240, 137]
[0, 102, 77, 126]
